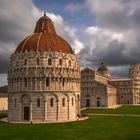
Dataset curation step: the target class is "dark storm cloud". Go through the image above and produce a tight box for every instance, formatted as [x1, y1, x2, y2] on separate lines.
[0, 0, 40, 73]
[0, 56, 9, 73]
[79, 39, 140, 66]
[78, 40, 132, 76]
[100, 40, 140, 66]
[0, 17, 30, 43]
[79, 0, 140, 76]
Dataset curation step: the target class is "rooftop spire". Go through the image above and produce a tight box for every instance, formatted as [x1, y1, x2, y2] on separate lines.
[34, 12, 56, 33]
[44, 11, 46, 17]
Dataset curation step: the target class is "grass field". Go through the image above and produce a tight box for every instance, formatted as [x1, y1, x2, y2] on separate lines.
[82, 105, 140, 115]
[0, 106, 140, 140]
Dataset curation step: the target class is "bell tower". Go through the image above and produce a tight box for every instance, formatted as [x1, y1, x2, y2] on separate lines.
[129, 64, 140, 104]
[129, 64, 140, 78]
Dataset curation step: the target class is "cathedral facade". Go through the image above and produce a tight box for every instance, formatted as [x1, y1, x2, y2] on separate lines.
[81, 63, 140, 108]
[8, 13, 80, 123]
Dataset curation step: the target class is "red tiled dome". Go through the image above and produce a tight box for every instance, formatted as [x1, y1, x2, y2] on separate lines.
[15, 13, 74, 54]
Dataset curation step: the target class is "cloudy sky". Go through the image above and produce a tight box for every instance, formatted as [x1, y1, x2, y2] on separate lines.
[0, 0, 140, 86]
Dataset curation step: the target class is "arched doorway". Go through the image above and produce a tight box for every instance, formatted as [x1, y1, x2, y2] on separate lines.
[97, 101, 100, 107]
[24, 106, 30, 120]
[86, 99, 90, 107]
[85, 95, 91, 107]
[96, 97, 101, 107]
[21, 94, 30, 121]
[127, 100, 130, 104]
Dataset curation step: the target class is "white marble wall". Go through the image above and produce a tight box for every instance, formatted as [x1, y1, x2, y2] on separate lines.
[8, 51, 80, 123]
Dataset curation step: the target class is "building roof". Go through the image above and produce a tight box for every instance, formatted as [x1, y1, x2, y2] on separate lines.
[93, 80, 115, 89]
[15, 12, 74, 54]
[81, 67, 95, 73]
[110, 78, 132, 81]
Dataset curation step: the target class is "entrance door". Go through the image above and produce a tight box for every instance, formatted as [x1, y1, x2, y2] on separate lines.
[86, 99, 90, 107]
[127, 100, 130, 104]
[97, 101, 100, 107]
[24, 106, 30, 121]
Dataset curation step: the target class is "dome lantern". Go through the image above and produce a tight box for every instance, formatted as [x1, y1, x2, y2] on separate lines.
[34, 11, 56, 34]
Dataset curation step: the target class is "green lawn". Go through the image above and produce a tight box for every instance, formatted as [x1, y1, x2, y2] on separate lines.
[82, 105, 140, 115]
[0, 106, 140, 140]
[0, 116, 140, 140]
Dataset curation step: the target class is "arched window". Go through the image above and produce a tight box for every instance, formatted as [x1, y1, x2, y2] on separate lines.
[77, 94, 79, 99]
[24, 59, 27, 65]
[71, 98, 74, 106]
[62, 77, 65, 86]
[37, 58, 40, 65]
[62, 98, 65, 107]
[46, 77, 49, 86]
[48, 58, 52, 65]
[14, 98, 17, 107]
[24, 78, 27, 87]
[59, 59, 62, 65]
[37, 98, 40, 107]
[50, 98, 54, 107]
[69, 60, 71, 66]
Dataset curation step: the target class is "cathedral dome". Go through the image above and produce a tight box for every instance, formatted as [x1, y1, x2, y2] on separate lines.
[97, 62, 109, 72]
[97, 62, 110, 78]
[15, 12, 74, 54]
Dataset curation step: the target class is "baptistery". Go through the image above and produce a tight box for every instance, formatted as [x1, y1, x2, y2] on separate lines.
[8, 13, 80, 123]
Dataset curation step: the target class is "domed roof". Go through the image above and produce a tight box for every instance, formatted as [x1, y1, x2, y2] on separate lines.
[97, 62, 109, 72]
[15, 12, 74, 54]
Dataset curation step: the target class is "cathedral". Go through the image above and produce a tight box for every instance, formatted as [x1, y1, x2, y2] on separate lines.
[81, 63, 140, 108]
[8, 13, 80, 123]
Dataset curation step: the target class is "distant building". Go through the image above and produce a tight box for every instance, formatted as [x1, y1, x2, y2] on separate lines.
[81, 65, 116, 108]
[110, 64, 140, 104]
[8, 13, 80, 123]
[0, 93, 8, 111]
[81, 63, 140, 108]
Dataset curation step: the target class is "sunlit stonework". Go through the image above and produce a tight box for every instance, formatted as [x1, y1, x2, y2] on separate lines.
[81, 63, 140, 108]
[8, 13, 80, 123]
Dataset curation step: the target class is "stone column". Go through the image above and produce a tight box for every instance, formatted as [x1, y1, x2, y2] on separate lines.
[30, 101, 32, 123]
[18, 100, 22, 122]
[75, 98, 77, 119]
[30, 77, 32, 91]
[45, 77, 47, 91]
[68, 99, 70, 120]
[44, 99, 47, 121]
[77, 95, 80, 116]
[56, 100, 59, 121]
[8, 97, 11, 122]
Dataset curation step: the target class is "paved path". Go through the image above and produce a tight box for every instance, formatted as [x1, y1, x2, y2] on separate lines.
[0, 117, 89, 123]
[87, 113, 140, 117]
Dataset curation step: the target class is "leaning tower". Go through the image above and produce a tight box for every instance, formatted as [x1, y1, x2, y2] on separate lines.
[129, 64, 140, 104]
[8, 13, 80, 123]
